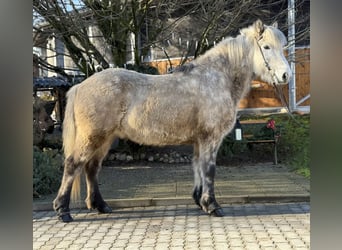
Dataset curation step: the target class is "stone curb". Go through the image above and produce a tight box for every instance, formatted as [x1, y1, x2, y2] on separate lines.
[33, 194, 310, 211]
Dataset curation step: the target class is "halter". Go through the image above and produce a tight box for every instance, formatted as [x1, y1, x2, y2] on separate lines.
[255, 35, 279, 85]
[255, 35, 303, 125]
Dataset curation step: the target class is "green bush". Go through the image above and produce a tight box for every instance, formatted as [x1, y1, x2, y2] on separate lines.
[218, 135, 248, 160]
[275, 114, 310, 178]
[33, 146, 64, 197]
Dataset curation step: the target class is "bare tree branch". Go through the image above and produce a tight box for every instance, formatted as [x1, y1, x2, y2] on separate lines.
[33, 0, 310, 76]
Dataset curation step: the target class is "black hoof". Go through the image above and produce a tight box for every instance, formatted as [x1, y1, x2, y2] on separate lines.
[97, 205, 112, 214]
[210, 207, 225, 217]
[200, 195, 224, 217]
[58, 213, 73, 223]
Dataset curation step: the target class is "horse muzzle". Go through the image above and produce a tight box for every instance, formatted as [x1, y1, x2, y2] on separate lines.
[273, 68, 292, 85]
[282, 72, 290, 83]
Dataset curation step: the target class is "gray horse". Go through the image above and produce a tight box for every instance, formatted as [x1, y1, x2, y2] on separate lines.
[54, 20, 291, 222]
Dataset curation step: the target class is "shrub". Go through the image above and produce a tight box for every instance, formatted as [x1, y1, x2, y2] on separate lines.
[33, 146, 64, 197]
[275, 114, 310, 178]
[218, 135, 248, 160]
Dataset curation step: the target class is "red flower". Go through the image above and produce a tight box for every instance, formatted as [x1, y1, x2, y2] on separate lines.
[267, 119, 276, 130]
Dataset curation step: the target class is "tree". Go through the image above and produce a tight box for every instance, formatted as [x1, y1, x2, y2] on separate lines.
[33, 0, 310, 77]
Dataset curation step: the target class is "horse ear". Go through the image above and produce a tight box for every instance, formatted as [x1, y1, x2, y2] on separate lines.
[271, 21, 278, 28]
[254, 19, 264, 36]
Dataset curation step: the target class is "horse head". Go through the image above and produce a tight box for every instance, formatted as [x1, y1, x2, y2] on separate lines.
[241, 19, 292, 85]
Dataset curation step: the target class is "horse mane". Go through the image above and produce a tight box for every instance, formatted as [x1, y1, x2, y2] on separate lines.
[171, 36, 248, 76]
[182, 22, 287, 73]
[173, 63, 196, 74]
[174, 22, 286, 74]
[191, 34, 249, 71]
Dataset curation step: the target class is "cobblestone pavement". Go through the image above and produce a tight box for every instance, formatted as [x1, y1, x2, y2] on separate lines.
[33, 202, 310, 250]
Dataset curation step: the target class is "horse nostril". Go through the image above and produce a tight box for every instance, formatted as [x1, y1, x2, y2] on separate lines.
[282, 72, 289, 82]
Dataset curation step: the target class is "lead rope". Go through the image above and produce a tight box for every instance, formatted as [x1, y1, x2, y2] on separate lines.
[272, 82, 304, 126]
[255, 36, 304, 127]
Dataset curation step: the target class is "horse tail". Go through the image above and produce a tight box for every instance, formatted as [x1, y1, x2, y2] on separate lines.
[71, 173, 81, 204]
[63, 86, 77, 158]
[62, 86, 81, 203]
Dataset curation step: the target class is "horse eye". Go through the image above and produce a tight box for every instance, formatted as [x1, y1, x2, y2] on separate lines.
[263, 45, 270, 50]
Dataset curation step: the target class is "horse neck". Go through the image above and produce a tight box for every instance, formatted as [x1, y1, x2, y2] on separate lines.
[197, 35, 255, 105]
[230, 36, 255, 105]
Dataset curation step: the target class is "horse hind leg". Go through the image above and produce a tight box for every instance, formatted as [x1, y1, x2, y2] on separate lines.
[84, 138, 115, 214]
[53, 156, 83, 222]
[53, 135, 113, 222]
[84, 157, 111, 213]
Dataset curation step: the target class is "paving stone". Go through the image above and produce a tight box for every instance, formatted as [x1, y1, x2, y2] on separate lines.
[67, 244, 84, 250]
[73, 236, 89, 244]
[83, 239, 101, 248]
[228, 238, 244, 247]
[289, 238, 306, 247]
[32, 241, 45, 249]
[247, 242, 263, 249]
[101, 236, 116, 244]
[275, 242, 293, 250]
[96, 243, 113, 249]
[169, 246, 184, 250]
[112, 239, 128, 247]
[213, 234, 227, 242]
[54, 240, 73, 249]
[33, 202, 310, 250]
[155, 243, 171, 249]
[214, 242, 230, 249]
[257, 238, 275, 247]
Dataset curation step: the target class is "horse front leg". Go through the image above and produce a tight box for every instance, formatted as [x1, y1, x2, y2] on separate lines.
[192, 144, 202, 208]
[53, 156, 81, 223]
[84, 158, 112, 214]
[198, 143, 224, 217]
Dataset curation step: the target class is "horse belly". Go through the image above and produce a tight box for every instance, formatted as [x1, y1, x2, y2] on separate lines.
[122, 103, 198, 146]
[123, 128, 194, 146]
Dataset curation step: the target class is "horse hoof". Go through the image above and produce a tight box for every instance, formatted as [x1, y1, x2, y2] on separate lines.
[210, 207, 225, 217]
[58, 213, 73, 223]
[97, 205, 112, 214]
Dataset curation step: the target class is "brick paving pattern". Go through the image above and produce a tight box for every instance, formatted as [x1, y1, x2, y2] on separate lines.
[33, 202, 310, 250]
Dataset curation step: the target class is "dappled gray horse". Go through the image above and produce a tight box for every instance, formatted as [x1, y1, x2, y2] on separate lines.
[54, 20, 291, 222]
